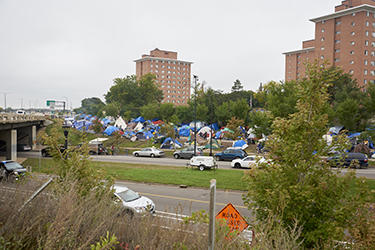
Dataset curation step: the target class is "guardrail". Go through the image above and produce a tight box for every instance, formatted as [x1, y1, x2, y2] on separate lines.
[0, 114, 46, 123]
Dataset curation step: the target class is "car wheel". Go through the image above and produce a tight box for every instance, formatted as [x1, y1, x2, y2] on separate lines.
[234, 163, 241, 168]
[150, 154, 155, 158]
[89, 151, 95, 155]
[42, 151, 47, 157]
[215, 156, 221, 161]
[174, 154, 180, 159]
[199, 165, 205, 171]
[135, 153, 139, 157]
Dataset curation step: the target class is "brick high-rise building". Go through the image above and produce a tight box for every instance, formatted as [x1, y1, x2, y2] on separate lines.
[283, 0, 375, 91]
[134, 48, 193, 105]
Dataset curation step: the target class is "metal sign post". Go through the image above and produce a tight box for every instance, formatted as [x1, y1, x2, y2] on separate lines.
[208, 179, 216, 250]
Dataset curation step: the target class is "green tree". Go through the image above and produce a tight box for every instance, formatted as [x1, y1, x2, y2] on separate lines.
[159, 103, 175, 122]
[141, 102, 159, 120]
[243, 61, 371, 248]
[74, 97, 105, 116]
[248, 111, 273, 138]
[230, 99, 249, 121]
[264, 80, 300, 119]
[215, 102, 231, 125]
[231, 79, 243, 92]
[336, 98, 361, 132]
[196, 104, 208, 122]
[225, 117, 245, 140]
[176, 105, 193, 123]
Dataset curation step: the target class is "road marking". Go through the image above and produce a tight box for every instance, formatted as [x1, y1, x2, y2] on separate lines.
[138, 192, 247, 209]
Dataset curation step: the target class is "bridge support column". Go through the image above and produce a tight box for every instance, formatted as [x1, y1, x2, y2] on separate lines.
[30, 126, 36, 150]
[5, 130, 17, 161]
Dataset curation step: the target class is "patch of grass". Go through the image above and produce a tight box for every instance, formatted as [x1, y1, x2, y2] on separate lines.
[23, 158, 248, 190]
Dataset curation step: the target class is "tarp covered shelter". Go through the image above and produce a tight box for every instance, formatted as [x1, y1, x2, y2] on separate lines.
[160, 137, 182, 149]
[204, 139, 223, 149]
[134, 122, 143, 131]
[233, 140, 248, 150]
[179, 125, 191, 137]
[133, 116, 145, 123]
[198, 126, 213, 139]
[103, 126, 119, 136]
[127, 123, 137, 130]
[189, 133, 207, 144]
[329, 126, 345, 135]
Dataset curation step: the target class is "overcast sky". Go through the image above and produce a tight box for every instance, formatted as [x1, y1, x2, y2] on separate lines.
[0, 0, 340, 110]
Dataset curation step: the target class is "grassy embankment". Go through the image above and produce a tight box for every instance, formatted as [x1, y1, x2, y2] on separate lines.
[23, 158, 375, 199]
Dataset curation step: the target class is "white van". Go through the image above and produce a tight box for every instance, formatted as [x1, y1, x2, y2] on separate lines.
[16, 110, 26, 115]
[189, 156, 218, 171]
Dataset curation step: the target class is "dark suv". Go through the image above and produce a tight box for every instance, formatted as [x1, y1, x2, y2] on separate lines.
[214, 148, 247, 161]
[326, 152, 369, 169]
[0, 160, 27, 181]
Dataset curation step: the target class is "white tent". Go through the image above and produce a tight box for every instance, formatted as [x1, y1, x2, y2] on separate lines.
[134, 122, 143, 131]
[197, 126, 213, 139]
[115, 116, 127, 130]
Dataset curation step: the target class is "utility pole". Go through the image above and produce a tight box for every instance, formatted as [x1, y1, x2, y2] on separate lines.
[1, 92, 10, 112]
[193, 75, 198, 156]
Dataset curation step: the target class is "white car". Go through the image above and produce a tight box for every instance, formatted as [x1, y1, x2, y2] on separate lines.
[231, 155, 267, 169]
[132, 147, 165, 157]
[113, 185, 155, 216]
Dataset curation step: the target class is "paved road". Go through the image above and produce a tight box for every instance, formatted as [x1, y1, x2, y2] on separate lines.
[15, 151, 375, 179]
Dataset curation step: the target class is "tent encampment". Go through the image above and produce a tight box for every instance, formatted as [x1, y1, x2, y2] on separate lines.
[160, 137, 182, 149]
[233, 140, 248, 150]
[115, 117, 127, 130]
[103, 126, 119, 136]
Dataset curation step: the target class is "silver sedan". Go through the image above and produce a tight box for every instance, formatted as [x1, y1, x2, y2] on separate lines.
[132, 147, 165, 158]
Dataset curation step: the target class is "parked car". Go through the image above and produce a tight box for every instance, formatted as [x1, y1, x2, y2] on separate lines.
[214, 148, 247, 161]
[113, 185, 155, 216]
[15, 110, 26, 115]
[173, 147, 204, 159]
[326, 152, 369, 169]
[231, 155, 267, 169]
[17, 143, 31, 151]
[41, 145, 66, 157]
[133, 147, 165, 158]
[0, 160, 27, 181]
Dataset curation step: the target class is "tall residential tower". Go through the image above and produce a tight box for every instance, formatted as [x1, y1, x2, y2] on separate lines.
[283, 0, 375, 90]
[134, 48, 193, 105]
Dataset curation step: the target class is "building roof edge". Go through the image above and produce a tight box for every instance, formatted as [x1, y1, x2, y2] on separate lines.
[282, 47, 315, 55]
[309, 4, 375, 23]
[133, 57, 194, 64]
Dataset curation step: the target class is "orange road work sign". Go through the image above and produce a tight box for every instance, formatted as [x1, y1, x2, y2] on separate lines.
[216, 203, 249, 232]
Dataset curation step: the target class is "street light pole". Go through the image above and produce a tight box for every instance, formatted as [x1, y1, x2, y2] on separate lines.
[1, 92, 10, 112]
[207, 95, 213, 156]
[193, 75, 198, 156]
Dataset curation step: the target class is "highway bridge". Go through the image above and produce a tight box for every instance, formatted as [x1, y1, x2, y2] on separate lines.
[0, 113, 46, 161]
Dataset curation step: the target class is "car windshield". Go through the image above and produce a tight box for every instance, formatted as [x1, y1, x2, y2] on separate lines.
[117, 189, 141, 202]
[3, 162, 24, 171]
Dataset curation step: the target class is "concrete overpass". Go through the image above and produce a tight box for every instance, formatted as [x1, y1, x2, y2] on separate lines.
[0, 113, 47, 161]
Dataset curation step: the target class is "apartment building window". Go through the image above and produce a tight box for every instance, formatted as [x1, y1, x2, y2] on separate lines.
[351, 32, 355, 36]
[371, 61, 375, 66]
[167, 80, 171, 83]
[297, 55, 301, 58]
[335, 40, 340, 44]
[365, 69, 368, 75]
[373, 32, 375, 37]
[352, 13, 356, 16]
[155, 65, 159, 68]
[150, 60, 153, 62]
[372, 42, 375, 47]
[167, 66, 171, 69]
[321, 55, 324, 59]
[334, 58, 340, 62]
[371, 70, 375, 76]
[167, 71, 171, 73]
[350, 61, 354, 64]
[322, 29, 325, 32]
[167, 90, 170, 93]
[289, 59, 291, 62]
[372, 51, 375, 56]
[161, 70, 165, 73]
[367, 12, 370, 17]
[167, 61, 171, 64]
[367, 21, 370, 26]
[365, 50, 369, 55]
[297, 67, 300, 70]
[335, 31, 341, 34]
[167, 85, 171, 88]
[365, 60, 368, 65]
[373, 22, 375, 28]
[322, 20, 325, 23]
[364, 79, 368, 84]
[335, 49, 340, 52]
[351, 22, 355, 26]
[366, 41, 369, 46]
[155, 60, 159, 63]
[150, 64, 153, 67]
[321, 47, 325, 50]
[366, 31, 369, 36]
[336, 21, 341, 25]
[321, 37, 325, 41]
[155, 70, 159, 73]
[351, 41, 355, 45]
[350, 70, 354, 74]
[350, 51, 354, 54]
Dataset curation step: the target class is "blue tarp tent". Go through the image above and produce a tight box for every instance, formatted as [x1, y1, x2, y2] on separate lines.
[134, 116, 145, 123]
[233, 140, 247, 149]
[73, 120, 94, 132]
[103, 126, 119, 136]
[178, 126, 191, 137]
[160, 137, 183, 149]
